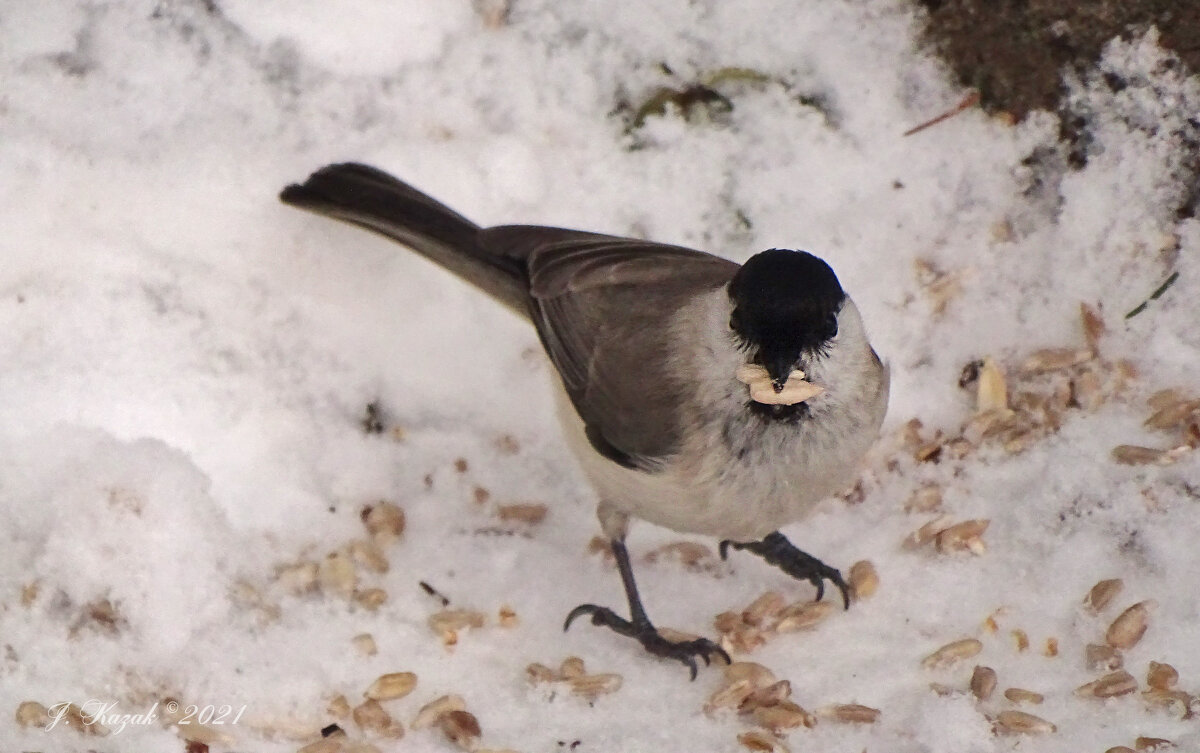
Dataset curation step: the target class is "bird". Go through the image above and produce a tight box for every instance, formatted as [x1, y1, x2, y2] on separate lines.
[280, 163, 890, 678]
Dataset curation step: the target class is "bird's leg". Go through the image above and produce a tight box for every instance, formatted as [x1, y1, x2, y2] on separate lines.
[564, 538, 729, 679]
[719, 531, 850, 609]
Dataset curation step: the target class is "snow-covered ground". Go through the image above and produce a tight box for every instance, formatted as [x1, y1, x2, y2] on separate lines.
[2, 2, 1199, 752]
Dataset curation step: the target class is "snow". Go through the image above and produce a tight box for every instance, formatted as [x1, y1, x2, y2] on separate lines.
[2, 2, 1198, 752]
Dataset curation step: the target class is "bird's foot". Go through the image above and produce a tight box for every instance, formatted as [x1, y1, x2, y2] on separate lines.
[719, 532, 850, 609]
[564, 604, 729, 680]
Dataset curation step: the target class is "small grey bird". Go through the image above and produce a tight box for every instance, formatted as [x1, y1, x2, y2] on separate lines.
[281, 164, 889, 677]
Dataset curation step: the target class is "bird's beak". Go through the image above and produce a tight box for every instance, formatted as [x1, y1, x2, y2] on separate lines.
[765, 355, 798, 393]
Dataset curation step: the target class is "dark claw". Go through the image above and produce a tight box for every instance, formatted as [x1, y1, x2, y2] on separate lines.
[719, 533, 851, 610]
[563, 603, 730, 680]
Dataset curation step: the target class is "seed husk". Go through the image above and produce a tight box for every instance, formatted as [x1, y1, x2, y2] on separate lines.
[1003, 687, 1044, 705]
[277, 561, 319, 594]
[349, 539, 390, 574]
[1011, 629, 1029, 652]
[439, 710, 481, 751]
[774, 601, 835, 632]
[1145, 399, 1200, 430]
[352, 633, 377, 657]
[904, 485, 944, 513]
[905, 515, 955, 549]
[737, 729, 791, 753]
[1044, 637, 1059, 657]
[935, 519, 989, 554]
[657, 627, 704, 644]
[525, 663, 557, 684]
[723, 661, 777, 689]
[559, 656, 586, 679]
[496, 503, 547, 525]
[318, 552, 357, 597]
[1086, 578, 1124, 612]
[817, 703, 880, 724]
[715, 611, 744, 634]
[15, 701, 50, 727]
[1135, 737, 1174, 750]
[848, 560, 879, 600]
[428, 609, 486, 637]
[361, 502, 406, 545]
[1147, 661, 1179, 690]
[1142, 688, 1194, 718]
[497, 605, 519, 628]
[298, 740, 342, 753]
[1112, 445, 1187, 466]
[737, 680, 792, 713]
[970, 665, 997, 700]
[1107, 601, 1153, 649]
[1020, 347, 1093, 374]
[742, 591, 787, 626]
[364, 672, 417, 701]
[923, 638, 983, 669]
[352, 700, 404, 738]
[706, 678, 756, 713]
[354, 588, 388, 610]
[1086, 643, 1124, 671]
[1076, 670, 1138, 698]
[995, 709, 1056, 734]
[412, 694, 466, 730]
[977, 357, 1008, 412]
[327, 695, 351, 719]
[568, 673, 623, 700]
[1081, 302, 1105, 350]
[1106, 748, 1137, 753]
[751, 700, 816, 732]
[645, 541, 713, 567]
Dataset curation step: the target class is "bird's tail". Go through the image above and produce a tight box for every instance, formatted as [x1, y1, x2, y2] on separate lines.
[280, 163, 529, 315]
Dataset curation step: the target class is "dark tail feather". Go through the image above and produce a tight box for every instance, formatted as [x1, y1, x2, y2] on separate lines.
[280, 163, 530, 316]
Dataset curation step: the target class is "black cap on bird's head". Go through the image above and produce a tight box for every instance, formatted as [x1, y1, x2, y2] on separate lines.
[728, 249, 846, 390]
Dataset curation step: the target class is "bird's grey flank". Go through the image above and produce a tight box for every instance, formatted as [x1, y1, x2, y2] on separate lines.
[280, 163, 889, 678]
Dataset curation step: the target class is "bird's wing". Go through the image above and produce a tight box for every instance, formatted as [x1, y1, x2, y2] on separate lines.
[481, 226, 738, 469]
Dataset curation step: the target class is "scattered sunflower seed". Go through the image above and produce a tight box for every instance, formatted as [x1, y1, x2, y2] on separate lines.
[751, 700, 816, 732]
[568, 673, 623, 700]
[1147, 661, 1179, 691]
[496, 503, 548, 525]
[774, 601, 835, 633]
[1020, 347, 1094, 374]
[848, 560, 879, 600]
[352, 633, 377, 657]
[351, 700, 403, 738]
[995, 709, 1056, 734]
[412, 694, 466, 730]
[1076, 670, 1138, 698]
[1085, 643, 1124, 672]
[1003, 687, 1044, 705]
[361, 502, 406, 545]
[1107, 601, 1154, 649]
[970, 666, 997, 700]
[1086, 578, 1124, 612]
[364, 672, 417, 702]
[15, 700, 50, 727]
[439, 710, 481, 751]
[923, 638, 983, 669]
[559, 656, 586, 679]
[318, 552, 357, 597]
[737, 729, 791, 753]
[817, 703, 880, 724]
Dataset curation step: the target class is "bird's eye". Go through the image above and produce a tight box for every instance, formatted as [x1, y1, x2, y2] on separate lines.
[825, 314, 838, 339]
[729, 310, 742, 332]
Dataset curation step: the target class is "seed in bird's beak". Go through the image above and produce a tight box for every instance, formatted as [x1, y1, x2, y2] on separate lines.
[735, 364, 824, 405]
